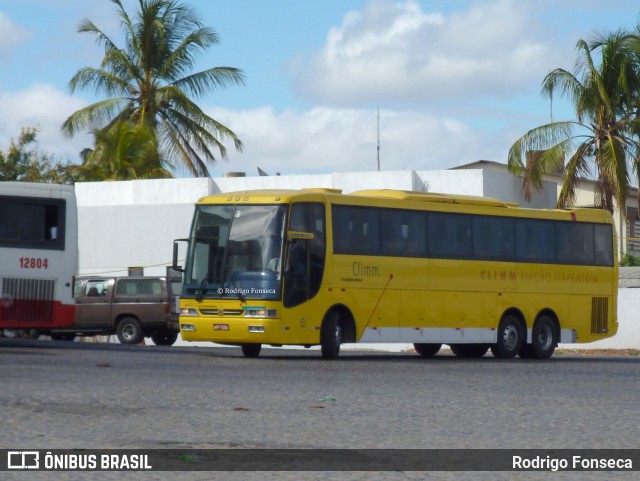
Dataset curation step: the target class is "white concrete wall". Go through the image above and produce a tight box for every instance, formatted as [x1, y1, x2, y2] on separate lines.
[331, 170, 419, 193]
[76, 178, 213, 276]
[215, 174, 334, 193]
[75, 178, 213, 206]
[483, 170, 558, 209]
[417, 169, 485, 196]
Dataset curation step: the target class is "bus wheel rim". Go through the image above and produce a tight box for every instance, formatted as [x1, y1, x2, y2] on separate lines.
[537, 324, 552, 351]
[335, 324, 342, 348]
[502, 325, 519, 351]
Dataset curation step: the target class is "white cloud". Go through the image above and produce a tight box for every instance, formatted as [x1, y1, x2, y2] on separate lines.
[0, 84, 91, 162]
[204, 106, 507, 176]
[0, 11, 31, 61]
[293, 0, 558, 107]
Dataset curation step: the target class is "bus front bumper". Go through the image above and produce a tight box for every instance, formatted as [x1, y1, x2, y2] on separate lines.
[179, 316, 274, 343]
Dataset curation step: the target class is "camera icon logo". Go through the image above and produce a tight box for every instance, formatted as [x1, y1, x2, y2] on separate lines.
[7, 451, 40, 470]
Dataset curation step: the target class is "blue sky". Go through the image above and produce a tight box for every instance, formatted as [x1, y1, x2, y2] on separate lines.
[0, 0, 638, 177]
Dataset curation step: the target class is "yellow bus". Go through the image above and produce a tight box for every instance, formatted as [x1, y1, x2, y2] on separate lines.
[173, 188, 617, 360]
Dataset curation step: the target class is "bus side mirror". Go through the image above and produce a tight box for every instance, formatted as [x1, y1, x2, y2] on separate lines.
[173, 239, 188, 272]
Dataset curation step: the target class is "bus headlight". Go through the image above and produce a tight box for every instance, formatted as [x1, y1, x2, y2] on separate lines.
[181, 324, 196, 332]
[244, 308, 278, 318]
[180, 307, 198, 316]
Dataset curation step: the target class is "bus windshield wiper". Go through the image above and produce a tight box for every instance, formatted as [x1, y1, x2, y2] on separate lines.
[196, 258, 216, 302]
[195, 276, 209, 302]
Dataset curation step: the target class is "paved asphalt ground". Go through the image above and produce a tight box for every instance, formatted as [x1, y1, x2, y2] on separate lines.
[1, 339, 639, 481]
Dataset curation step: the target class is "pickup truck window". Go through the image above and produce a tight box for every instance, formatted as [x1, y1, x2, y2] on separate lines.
[85, 279, 109, 297]
[116, 278, 162, 296]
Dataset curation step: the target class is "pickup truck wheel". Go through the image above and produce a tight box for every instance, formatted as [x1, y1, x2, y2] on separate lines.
[151, 330, 178, 346]
[117, 317, 143, 344]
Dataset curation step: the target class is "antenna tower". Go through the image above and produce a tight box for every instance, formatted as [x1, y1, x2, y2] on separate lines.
[377, 106, 381, 171]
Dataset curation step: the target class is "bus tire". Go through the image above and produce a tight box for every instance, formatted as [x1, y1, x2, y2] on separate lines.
[320, 312, 342, 359]
[241, 344, 262, 358]
[151, 330, 179, 346]
[530, 315, 558, 359]
[414, 343, 442, 357]
[450, 344, 489, 358]
[518, 344, 536, 359]
[116, 317, 143, 344]
[51, 332, 76, 342]
[492, 314, 523, 359]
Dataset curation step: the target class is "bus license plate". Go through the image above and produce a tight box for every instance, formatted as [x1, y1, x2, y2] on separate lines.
[213, 324, 229, 331]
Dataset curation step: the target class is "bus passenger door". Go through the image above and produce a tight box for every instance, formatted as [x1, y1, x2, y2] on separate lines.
[283, 237, 309, 307]
[283, 203, 326, 309]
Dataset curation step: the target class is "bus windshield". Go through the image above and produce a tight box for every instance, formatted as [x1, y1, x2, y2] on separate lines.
[184, 204, 287, 300]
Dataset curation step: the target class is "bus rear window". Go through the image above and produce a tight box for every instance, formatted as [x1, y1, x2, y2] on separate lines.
[0, 196, 65, 250]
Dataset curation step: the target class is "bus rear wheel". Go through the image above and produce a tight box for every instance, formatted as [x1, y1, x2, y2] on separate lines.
[413, 343, 442, 357]
[492, 315, 523, 359]
[450, 344, 489, 358]
[530, 316, 558, 359]
[321, 312, 342, 359]
[241, 344, 262, 358]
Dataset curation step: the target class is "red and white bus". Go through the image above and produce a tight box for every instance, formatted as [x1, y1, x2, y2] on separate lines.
[0, 182, 78, 337]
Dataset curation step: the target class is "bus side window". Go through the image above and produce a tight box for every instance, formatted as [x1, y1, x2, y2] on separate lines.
[45, 205, 59, 241]
[594, 224, 613, 266]
[516, 219, 555, 262]
[555, 222, 594, 265]
[429, 212, 471, 258]
[473, 216, 514, 260]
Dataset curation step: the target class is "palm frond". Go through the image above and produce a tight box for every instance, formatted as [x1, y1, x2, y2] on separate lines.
[508, 121, 578, 173]
[173, 67, 245, 97]
[61, 98, 130, 138]
[68, 67, 131, 97]
[557, 143, 592, 208]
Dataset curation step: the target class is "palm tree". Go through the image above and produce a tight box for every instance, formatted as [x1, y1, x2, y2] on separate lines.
[507, 30, 640, 213]
[75, 121, 173, 181]
[62, 0, 245, 177]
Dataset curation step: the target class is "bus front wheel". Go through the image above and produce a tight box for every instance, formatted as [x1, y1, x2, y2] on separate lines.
[151, 329, 179, 346]
[241, 344, 262, 358]
[320, 312, 342, 360]
[492, 315, 523, 359]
